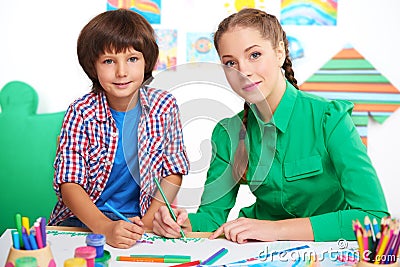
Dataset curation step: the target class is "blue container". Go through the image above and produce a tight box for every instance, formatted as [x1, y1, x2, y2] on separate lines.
[85, 234, 105, 258]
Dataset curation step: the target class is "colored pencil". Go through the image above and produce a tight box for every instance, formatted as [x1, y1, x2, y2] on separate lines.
[153, 176, 187, 241]
[104, 202, 148, 239]
[356, 228, 364, 260]
[374, 228, 390, 264]
[365, 216, 376, 242]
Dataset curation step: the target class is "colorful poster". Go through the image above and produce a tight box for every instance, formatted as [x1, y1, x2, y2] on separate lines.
[106, 0, 161, 24]
[224, 0, 267, 14]
[186, 33, 219, 63]
[280, 0, 338, 26]
[300, 44, 400, 145]
[154, 29, 177, 71]
[287, 36, 304, 60]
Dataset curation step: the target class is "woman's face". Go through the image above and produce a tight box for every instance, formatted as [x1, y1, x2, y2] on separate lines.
[218, 26, 286, 107]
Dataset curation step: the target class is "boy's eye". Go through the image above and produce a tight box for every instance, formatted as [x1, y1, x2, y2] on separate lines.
[103, 59, 113, 64]
[250, 52, 261, 59]
[128, 57, 138, 62]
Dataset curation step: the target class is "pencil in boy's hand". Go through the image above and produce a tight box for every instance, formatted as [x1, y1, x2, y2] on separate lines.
[153, 176, 187, 241]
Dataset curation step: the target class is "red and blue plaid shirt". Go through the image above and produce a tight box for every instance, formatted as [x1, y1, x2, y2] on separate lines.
[49, 86, 189, 225]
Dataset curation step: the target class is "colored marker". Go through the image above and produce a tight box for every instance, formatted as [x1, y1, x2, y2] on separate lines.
[29, 232, 38, 250]
[21, 227, 32, 250]
[170, 260, 201, 267]
[34, 222, 44, 248]
[153, 176, 187, 241]
[22, 216, 30, 235]
[15, 213, 23, 248]
[129, 255, 191, 263]
[40, 217, 47, 246]
[201, 248, 228, 265]
[117, 255, 190, 263]
[11, 230, 20, 250]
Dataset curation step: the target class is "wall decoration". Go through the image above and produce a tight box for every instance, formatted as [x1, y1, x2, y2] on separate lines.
[287, 36, 304, 60]
[107, 0, 161, 24]
[280, 0, 338, 26]
[300, 44, 400, 145]
[186, 32, 220, 63]
[154, 29, 177, 71]
[224, 0, 267, 14]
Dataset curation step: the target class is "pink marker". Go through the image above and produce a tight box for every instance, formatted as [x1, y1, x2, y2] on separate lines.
[34, 222, 44, 248]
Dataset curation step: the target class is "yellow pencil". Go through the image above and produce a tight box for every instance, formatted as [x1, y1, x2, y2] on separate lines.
[374, 228, 390, 264]
[22, 216, 30, 235]
[356, 228, 364, 260]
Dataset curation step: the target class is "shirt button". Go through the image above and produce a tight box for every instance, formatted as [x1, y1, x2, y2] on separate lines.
[111, 132, 117, 138]
[105, 160, 112, 166]
[96, 185, 102, 191]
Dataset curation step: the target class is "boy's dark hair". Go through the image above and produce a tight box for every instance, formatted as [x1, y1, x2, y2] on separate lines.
[77, 9, 159, 93]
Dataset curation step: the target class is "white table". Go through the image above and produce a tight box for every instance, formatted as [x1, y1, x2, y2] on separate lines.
[0, 227, 358, 266]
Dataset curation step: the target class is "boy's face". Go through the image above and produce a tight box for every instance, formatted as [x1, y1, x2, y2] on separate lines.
[95, 47, 145, 111]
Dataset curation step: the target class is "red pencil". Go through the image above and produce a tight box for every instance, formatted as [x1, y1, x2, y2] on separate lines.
[169, 260, 201, 267]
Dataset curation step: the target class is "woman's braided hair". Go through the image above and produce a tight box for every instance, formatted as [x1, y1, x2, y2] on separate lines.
[213, 8, 298, 181]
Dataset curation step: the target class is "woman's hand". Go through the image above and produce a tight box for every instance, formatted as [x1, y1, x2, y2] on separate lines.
[101, 216, 144, 248]
[209, 218, 279, 244]
[153, 206, 192, 238]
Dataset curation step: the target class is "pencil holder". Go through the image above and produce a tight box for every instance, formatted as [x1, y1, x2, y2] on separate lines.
[5, 243, 55, 267]
[356, 261, 399, 267]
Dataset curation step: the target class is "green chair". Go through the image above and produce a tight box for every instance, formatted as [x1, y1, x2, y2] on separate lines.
[0, 81, 64, 235]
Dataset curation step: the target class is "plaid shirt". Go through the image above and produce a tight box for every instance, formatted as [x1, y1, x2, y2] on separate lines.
[49, 86, 189, 225]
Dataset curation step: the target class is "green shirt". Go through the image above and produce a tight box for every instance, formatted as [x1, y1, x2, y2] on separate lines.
[188, 81, 389, 241]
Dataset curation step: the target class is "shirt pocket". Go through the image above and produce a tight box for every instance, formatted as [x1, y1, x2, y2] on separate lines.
[144, 136, 165, 154]
[284, 155, 323, 181]
[88, 145, 108, 172]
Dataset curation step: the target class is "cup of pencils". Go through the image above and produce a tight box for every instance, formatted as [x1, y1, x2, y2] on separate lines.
[353, 216, 399, 266]
[5, 214, 55, 267]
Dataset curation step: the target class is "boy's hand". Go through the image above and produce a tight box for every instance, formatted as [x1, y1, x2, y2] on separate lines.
[102, 216, 144, 248]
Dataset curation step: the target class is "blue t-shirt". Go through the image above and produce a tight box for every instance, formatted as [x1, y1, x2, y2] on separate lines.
[97, 101, 142, 216]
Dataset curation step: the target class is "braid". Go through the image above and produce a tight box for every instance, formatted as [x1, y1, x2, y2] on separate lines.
[232, 102, 250, 182]
[282, 31, 299, 89]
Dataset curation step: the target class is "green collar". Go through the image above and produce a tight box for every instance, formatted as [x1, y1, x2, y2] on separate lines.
[249, 80, 298, 133]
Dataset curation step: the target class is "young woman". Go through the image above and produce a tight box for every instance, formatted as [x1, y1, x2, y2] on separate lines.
[152, 8, 389, 243]
[49, 9, 189, 248]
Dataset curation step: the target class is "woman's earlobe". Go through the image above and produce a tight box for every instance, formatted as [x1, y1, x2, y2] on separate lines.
[277, 41, 286, 67]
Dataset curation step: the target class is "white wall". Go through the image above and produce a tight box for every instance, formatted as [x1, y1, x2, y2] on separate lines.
[1, 0, 399, 217]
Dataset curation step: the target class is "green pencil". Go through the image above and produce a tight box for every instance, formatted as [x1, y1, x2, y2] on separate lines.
[153, 177, 187, 241]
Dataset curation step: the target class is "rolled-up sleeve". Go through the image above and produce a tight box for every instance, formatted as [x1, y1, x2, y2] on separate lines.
[53, 105, 88, 197]
[161, 98, 190, 177]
